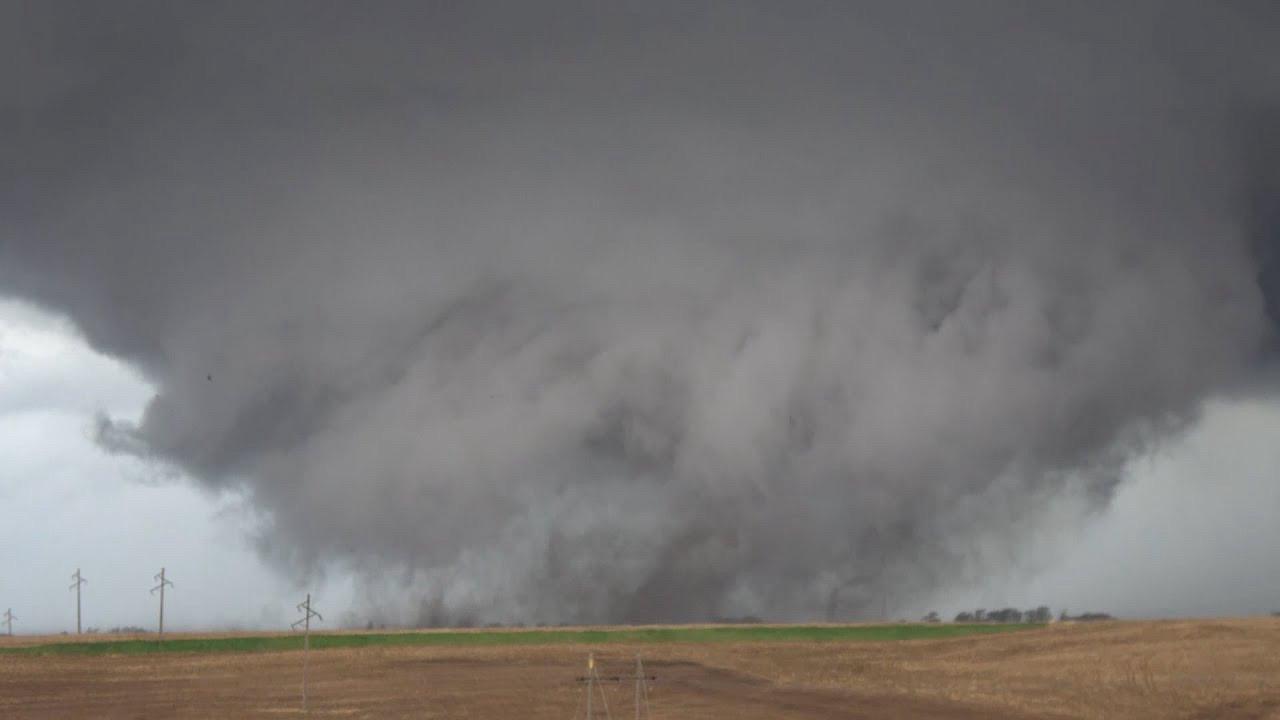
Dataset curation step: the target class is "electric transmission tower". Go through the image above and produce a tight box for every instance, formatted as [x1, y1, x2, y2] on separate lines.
[150, 567, 174, 640]
[3, 608, 14, 637]
[575, 653, 657, 720]
[583, 653, 610, 720]
[69, 568, 87, 634]
[292, 593, 323, 713]
[632, 655, 653, 720]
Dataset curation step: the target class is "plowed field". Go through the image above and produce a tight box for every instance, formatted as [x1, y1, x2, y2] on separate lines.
[2, 619, 1277, 719]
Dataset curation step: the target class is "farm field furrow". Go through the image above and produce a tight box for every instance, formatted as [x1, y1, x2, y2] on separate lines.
[1, 619, 1277, 719]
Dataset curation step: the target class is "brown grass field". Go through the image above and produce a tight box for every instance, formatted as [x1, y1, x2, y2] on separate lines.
[2, 619, 1279, 719]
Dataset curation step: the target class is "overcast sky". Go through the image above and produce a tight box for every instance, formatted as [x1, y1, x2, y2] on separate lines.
[4, 2, 1280, 629]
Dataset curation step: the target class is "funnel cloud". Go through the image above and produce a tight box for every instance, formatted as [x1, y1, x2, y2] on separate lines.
[4, 2, 1280, 624]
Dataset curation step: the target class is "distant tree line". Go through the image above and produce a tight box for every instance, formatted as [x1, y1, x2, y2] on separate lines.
[69, 626, 151, 634]
[933, 607, 1115, 623]
[1057, 610, 1114, 622]
[943, 606, 1054, 624]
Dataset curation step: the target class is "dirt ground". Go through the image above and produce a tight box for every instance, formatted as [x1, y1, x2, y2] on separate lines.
[2, 619, 1279, 719]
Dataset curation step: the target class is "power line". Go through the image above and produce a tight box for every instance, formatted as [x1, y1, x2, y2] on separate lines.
[69, 569, 87, 634]
[292, 593, 323, 714]
[150, 567, 174, 641]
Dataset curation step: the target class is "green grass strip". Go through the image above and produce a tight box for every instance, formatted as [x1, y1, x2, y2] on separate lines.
[0, 623, 1037, 657]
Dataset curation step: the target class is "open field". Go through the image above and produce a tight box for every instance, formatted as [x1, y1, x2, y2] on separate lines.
[1, 619, 1278, 719]
[0, 623, 1028, 655]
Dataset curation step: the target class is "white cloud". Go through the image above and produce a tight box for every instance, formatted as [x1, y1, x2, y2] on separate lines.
[0, 300, 352, 634]
[0, 299, 147, 419]
[931, 398, 1280, 619]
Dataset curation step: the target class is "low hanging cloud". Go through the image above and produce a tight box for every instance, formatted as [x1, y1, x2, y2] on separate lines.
[3, 1, 1280, 624]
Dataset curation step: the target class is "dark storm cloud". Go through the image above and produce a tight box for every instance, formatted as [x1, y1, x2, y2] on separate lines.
[1244, 108, 1280, 332]
[3, 1, 1279, 623]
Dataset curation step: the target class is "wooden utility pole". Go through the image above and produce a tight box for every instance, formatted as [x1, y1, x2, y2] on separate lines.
[292, 593, 323, 714]
[69, 569, 87, 634]
[150, 568, 174, 640]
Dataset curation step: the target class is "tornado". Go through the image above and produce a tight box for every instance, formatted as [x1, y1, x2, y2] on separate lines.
[3, 1, 1279, 624]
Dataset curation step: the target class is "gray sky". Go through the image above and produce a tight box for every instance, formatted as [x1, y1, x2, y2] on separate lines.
[3, 2, 1280, 627]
